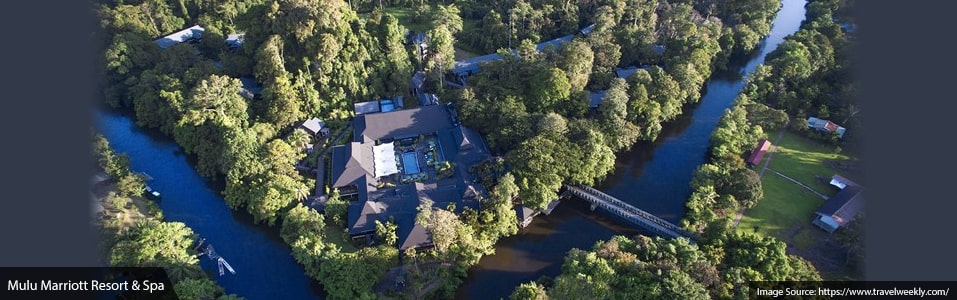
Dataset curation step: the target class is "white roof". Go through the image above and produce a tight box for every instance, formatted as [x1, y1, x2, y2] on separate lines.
[818, 215, 840, 229]
[354, 101, 381, 115]
[155, 25, 205, 49]
[372, 142, 399, 177]
[829, 178, 848, 190]
[300, 118, 326, 135]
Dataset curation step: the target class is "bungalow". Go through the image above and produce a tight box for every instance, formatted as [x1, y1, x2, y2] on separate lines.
[588, 90, 606, 108]
[747, 139, 772, 167]
[411, 71, 427, 97]
[154, 25, 205, 49]
[226, 33, 245, 49]
[238, 77, 262, 100]
[299, 117, 329, 138]
[516, 200, 560, 228]
[807, 116, 847, 138]
[449, 24, 596, 88]
[812, 175, 864, 233]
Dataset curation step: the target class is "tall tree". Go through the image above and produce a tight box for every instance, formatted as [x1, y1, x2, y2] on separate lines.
[556, 39, 594, 93]
[425, 26, 455, 90]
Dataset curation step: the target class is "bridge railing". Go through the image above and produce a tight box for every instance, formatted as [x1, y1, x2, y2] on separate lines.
[565, 185, 695, 240]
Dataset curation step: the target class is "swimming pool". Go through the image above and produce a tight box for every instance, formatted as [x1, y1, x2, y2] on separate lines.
[402, 152, 420, 174]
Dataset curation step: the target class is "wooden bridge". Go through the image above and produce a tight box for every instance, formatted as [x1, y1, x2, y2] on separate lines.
[564, 185, 696, 242]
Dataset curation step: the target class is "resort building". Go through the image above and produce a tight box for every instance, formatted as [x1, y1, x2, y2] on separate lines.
[812, 174, 864, 233]
[329, 104, 492, 249]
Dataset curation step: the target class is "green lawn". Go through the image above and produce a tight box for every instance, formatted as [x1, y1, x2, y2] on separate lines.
[325, 224, 359, 253]
[766, 131, 851, 195]
[738, 174, 825, 238]
[739, 131, 854, 238]
[378, 7, 430, 32]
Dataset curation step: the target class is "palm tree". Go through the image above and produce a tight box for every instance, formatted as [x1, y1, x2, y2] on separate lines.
[293, 182, 311, 202]
[842, 104, 860, 125]
[287, 128, 312, 152]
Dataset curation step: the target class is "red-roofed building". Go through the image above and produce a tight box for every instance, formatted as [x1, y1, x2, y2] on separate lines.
[747, 139, 772, 167]
[807, 116, 847, 138]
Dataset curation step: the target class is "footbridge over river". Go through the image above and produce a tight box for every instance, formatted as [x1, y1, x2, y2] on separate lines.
[564, 185, 696, 243]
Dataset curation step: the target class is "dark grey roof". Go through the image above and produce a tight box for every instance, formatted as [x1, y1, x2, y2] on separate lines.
[453, 127, 492, 166]
[589, 90, 606, 108]
[354, 101, 381, 115]
[226, 33, 245, 48]
[334, 104, 493, 249]
[354, 105, 455, 143]
[536, 35, 575, 52]
[516, 205, 537, 222]
[452, 53, 503, 77]
[348, 200, 386, 234]
[816, 185, 864, 227]
[155, 25, 205, 49]
[398, 222, 432, 250]
[418, 93, 439, 106]
[330, 143, 376, 189]
[238, 77, 262, 99]
[412, 71, 426, 90]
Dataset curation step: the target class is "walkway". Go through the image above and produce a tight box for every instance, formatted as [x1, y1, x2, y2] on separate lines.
[766, 168, 829, 200]
[734, 128, 786, 226]
[564, 185, 695, 242]
[304, 124, 352, 210]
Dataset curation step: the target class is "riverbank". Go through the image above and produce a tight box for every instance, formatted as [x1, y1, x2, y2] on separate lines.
[91, 134, 242, 300]
[96, 110, 325, 300]
[458, 0, 811, 297]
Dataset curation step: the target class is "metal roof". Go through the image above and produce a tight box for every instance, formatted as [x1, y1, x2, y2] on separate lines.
[226, 33, 245, 48]
[589, 90, 606, 108]
[354, 101, 382, 115]
[299, 118, 326, 136]
[155, 25, 205, 49]
[354, 105, 455, 143]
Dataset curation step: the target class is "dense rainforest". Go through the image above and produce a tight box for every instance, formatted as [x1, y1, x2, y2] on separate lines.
[96, 0, 793, 298]
[512, 0, 856, 298]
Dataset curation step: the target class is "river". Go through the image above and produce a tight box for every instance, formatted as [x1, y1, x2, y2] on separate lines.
[95, 0, 805, 298]
[95, 110, 325, 300]
[456, 0, 808, 298]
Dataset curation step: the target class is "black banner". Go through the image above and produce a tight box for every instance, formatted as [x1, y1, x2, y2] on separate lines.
[0, 267, 177, 300]
[749, 281, 956, 299]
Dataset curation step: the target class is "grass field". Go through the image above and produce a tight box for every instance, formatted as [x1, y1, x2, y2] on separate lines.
[738, 174, 825, 237]
[378, 7, 430, 32]
[325, 224, 359, 253]
[767, 131, 851, 195]
[739, 131, 853, 238]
